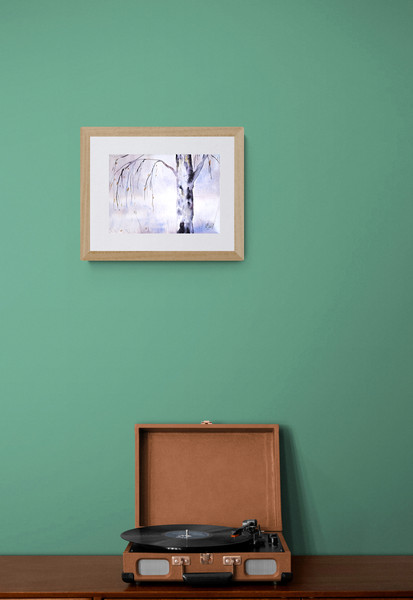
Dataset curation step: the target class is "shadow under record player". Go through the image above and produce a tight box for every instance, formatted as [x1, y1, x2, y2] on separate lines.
[121, 423, 292, 585]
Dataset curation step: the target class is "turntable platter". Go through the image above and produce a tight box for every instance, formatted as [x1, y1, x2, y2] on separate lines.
[121, 523, 253, 552]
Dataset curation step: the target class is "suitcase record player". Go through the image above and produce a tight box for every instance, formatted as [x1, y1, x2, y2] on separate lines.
[121, 423, 292, 585]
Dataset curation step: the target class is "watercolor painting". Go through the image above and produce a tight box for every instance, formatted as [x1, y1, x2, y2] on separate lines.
[109, 154, 220, 234]
[81, 127, 243, 260]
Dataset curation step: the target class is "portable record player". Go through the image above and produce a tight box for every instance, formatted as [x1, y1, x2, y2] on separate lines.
[121, 423, 292, 585]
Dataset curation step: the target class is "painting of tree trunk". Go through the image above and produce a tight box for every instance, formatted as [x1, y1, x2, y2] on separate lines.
[109, 153, 220, 234]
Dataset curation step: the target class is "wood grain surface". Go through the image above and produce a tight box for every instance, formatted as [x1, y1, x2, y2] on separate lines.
[0, 556, 413, 598]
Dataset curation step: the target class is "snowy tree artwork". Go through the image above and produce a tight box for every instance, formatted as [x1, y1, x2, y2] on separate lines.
[81, 127, 243, 261]
[109, 154, 220, 234]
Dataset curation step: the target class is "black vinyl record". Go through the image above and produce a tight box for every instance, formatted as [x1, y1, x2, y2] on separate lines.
[121, 524, 253, 553]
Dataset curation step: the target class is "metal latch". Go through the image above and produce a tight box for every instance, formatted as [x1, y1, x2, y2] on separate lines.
[200, 553, 213, 564]
[223, 555, 241, 565]
[201, 420, 213, 424]
[172, 556, 190, 565]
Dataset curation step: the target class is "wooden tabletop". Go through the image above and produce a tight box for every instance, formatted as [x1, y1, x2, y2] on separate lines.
[0, 556, 413, 598]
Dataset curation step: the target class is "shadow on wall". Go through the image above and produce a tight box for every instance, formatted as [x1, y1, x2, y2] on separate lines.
[279, 425, 315, 555]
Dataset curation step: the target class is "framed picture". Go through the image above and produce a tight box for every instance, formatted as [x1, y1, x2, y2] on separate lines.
[80, 127, 244, 261]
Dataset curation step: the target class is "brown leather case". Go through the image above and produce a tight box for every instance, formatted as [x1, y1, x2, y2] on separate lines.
[122, 423, 292, 584]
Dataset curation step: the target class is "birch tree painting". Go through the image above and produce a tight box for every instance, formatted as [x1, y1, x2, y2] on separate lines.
[109, 154, 220, 234]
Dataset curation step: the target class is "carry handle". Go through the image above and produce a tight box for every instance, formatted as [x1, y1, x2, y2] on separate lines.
[182, 572, 233, 585]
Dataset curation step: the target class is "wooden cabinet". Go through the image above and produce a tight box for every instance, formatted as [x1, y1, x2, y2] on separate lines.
[0, 556, 412, 599]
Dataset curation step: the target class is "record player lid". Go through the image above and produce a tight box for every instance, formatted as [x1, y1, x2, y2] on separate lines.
[134, 424, 282, 532]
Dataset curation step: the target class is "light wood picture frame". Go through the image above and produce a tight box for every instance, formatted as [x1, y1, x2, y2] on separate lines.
[80, 127, 244, 261]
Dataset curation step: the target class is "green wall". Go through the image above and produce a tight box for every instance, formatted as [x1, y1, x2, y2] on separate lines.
[1, 0, 412, 556]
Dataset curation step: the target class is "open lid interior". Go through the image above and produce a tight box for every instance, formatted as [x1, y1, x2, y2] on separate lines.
[135, 424, 282, 531]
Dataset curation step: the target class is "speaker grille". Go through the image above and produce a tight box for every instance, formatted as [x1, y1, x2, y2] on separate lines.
[138, 559, 170, 576]
[245, 558, 277, 575]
